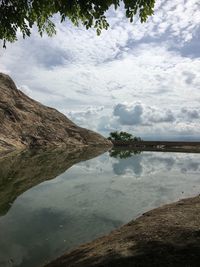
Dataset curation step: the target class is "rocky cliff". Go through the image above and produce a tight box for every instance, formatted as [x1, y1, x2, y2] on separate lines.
[0, 73, 111, 155]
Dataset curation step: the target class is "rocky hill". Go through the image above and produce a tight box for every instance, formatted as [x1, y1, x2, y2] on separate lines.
[0, 73, 111, 155]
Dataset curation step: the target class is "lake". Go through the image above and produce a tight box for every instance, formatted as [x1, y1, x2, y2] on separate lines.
[0, 148, 200, 267]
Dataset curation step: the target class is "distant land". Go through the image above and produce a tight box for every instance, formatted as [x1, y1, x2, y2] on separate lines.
[140, 136, 200, 142]
[111, 140, 200, 153]
[107, 131, 200, 153]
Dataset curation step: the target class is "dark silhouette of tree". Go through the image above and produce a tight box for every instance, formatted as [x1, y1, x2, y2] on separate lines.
[0, 0, 156, 47]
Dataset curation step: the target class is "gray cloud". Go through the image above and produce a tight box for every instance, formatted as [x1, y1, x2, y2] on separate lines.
[180, 108, 199, 120]
[113, 103, 176, 126]
[148, 109, 175, 123]
[182, 71, 196, 85]
[35, 47, 69, 69]
[113, 103, 200, 127]
[113, 103, 143, 125]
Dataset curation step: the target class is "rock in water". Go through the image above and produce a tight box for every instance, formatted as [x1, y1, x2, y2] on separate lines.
[0, 73, 111, 154]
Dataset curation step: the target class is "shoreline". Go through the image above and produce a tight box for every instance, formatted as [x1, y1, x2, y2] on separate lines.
[43, 195, 200, 267]
[111, 140, 200, 153]
[110, 146, 200, 154]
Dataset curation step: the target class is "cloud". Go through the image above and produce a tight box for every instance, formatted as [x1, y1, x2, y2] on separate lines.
[113, 103, 176, 126]
[0, 0, 200, 140]
[63, 100, 200, 140]
[182, 71, 196, 84]
[180, 108, 199, 120]
[113, 103, 143, 125]
[102, 103, 200, 140]
[147, 107, 175, 123]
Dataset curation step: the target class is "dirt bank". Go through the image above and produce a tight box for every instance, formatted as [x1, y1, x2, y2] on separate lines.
[44, 195, 200, 267]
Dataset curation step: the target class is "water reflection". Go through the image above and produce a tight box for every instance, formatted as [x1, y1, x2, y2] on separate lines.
[113, 155, 143, 176]
[109, 149, 141, 159]
[0, 149, 200, 267]
[0, 146, 108, 216]
[147, 155, 175, 171]
[110, 149, 200, 176]
[109, 149, 143, 176]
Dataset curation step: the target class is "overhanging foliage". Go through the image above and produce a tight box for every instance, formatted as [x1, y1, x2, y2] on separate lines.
[0, 0, 156, 47]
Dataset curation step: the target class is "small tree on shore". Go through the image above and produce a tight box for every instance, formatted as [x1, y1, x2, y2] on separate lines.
[108, 131, 142, 142]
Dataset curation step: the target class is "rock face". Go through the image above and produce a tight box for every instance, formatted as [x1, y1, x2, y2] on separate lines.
[0, 73, 111, 154]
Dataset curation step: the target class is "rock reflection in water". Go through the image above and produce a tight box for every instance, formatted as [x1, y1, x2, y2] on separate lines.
[0, 146, 108, 215]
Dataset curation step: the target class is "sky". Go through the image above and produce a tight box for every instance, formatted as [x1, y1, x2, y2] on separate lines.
[0, 0, 200, 140]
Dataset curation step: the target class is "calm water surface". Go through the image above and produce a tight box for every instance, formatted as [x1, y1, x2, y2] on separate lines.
[0, 149, 200, 267]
